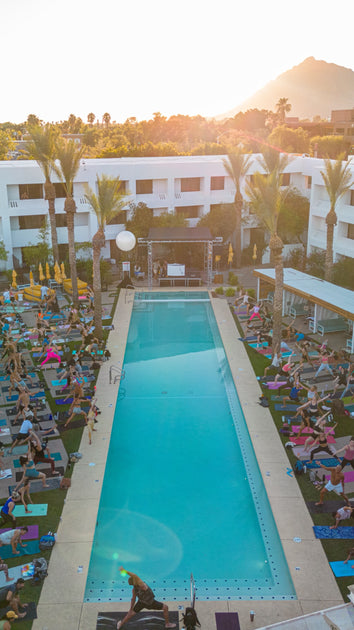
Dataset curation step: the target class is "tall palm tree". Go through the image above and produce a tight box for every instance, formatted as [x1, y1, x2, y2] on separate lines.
[320, 156, 354, 282]
[246, 164, 290, 351]
[53, 140, 84, 305]
[84, 175, 127, 338]
[276, 97, 291, 124]
[223, 149, 252, 267]
[26, 124, 59, 262]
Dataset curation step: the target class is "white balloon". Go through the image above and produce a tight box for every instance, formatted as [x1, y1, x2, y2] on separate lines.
[116, 231, 136, 252]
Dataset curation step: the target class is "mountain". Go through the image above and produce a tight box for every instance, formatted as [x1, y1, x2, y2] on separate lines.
[216, 57, 354, 120]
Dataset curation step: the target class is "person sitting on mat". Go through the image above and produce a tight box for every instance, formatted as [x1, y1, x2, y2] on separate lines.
[0, 578, 28, 618]
[314, 461, 349, 506]
[0, 528, 28, 556]
[330, 505, 354, 529]
[116, 566, 176, 630]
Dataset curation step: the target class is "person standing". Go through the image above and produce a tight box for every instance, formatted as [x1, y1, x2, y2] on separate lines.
[315, 462, 349, 506]
[116, 566, 176, 629]
[335, 437, 354, 470]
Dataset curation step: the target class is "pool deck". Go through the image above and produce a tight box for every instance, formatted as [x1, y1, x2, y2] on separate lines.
[32, 289, 344, 630]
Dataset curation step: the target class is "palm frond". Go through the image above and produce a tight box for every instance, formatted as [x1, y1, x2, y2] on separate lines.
[54, 139, 84, 196]
[85, 174, 127, 227]
[320, 156, 354, 206]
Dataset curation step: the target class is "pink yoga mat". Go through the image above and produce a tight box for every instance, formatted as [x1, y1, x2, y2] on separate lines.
[0, 525, 38, 540]
[267, 382, 287, 390]
[326, 470, 354, 483]
[292, 435, 336, 445]
[291, 425, 335, 435]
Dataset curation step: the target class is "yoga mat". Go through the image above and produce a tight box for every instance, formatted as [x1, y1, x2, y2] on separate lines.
[15, 466, 64, 482]
[13, 452, 62, 468]
[10, 476, 62, 493]
[13, 504, 47, 517]
[330, 561, 354, 577]
[307, 500, 349, 514]
[313, 525, 354, 539]
[4, 445, 29, 456]
[275, 404, 299, 411]
[17, 600, 37, 620]
[292, 435, 336, 445]
[0, 539, 40, 559]
[327, 470, 354, 483]
[0, 526, 38, 540]
[303, 458, 342, 469]
[96, 611, 178, 630]
[55, 396, 91, 405]
[58, 418, 87, 432]
[215, 612, 241, 630]
[0, 562, 34, 587]
[0, 470, 12, 479]
[265, 382, 288, 390]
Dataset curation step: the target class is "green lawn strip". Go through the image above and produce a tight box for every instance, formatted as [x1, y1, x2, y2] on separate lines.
[231, 306, 353, 600]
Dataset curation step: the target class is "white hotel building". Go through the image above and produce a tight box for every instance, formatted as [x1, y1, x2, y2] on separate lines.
[0, 155, 353, 270]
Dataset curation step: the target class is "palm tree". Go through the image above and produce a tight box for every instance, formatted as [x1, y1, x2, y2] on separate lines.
[26, 124, 59, 262]
[320, 156, 354, 282]
[276, 97, 291, 124]
[84, 175, 128, 338]
[53, 139, 84, 305]
[87, 113, 95, 126]
[223, 149, 252, 267]
[246, 154, 291, 351]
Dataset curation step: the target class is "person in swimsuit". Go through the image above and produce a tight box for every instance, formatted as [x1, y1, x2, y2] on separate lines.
[86, 399, 97, 445]
[314, 350, 335, 379]
[116, 567, 176, 630]
[315, 461, 349, 506]
[64, 395, 88, 428]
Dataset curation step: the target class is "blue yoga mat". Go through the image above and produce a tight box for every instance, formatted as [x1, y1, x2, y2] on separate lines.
[303, 458, 342, 469]
[13, 504, 47, 517]
[0, 539, 40, 559]
[275, 403, 299, 411]
[13, 452, 62, 468]
[313, 526, 354, 539]
[55, 396, 91, 405]
[330, 561, 354, 577]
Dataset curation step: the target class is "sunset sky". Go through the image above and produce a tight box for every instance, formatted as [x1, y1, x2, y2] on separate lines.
[1, 0, 352, 124]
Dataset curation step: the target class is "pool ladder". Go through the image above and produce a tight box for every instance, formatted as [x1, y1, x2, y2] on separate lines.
[109, 364, 125, 385]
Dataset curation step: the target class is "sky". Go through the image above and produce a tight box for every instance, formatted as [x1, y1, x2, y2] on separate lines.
[1, 0, 353, 124]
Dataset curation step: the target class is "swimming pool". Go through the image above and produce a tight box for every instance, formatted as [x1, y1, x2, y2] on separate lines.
[85, 292, 295, 602]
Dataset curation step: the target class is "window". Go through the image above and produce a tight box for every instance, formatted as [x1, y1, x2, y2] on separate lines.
[347, 224, 354, 240]
[350, 190, 354, 206]
[136, 180, 153, 194]
[306, 176, 312, 189]
[19, 215, 46, 230]
[54, 183, 67, 198]
[180, 177, 201, 193]
[210, 176, 224, 191]
[19, 184, 43, 200]
[175, 206, 199, 218]
[56, 214, 67, 227]
[281, 173, 290, 186]
[118, 180, 128, 194]
[107, 210, 127, 225]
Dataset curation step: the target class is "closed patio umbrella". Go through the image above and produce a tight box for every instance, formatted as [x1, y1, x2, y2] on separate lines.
[29, 270, 34, 287]
[46, 262, 51, 280]
[60, 262, 66, 280]
[39, 263, 45, 282]
[11, 269, 17, 289]
[228, 243, 234, 266]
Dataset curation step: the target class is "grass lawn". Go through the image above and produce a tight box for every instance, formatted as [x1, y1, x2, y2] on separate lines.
[231, 305, 354, 602]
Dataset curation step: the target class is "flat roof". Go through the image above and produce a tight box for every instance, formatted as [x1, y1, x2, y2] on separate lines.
[253, 267, 354, 321]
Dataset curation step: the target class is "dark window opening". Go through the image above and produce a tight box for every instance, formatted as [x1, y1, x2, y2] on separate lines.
[350, 190, 354, 206]
[281, 173, 290, 186]
[19, 183, 43, 200]
[56, 214, 67, 227]
[347, 224, 354, 240]
[136, 180, 153, 194]
[181, 177, 201, 193]
[54, 183, 67, 198]
[19, 215, 46, 230]
[107, 210, 127, 225]
[210, 176, 224, 191]
[306, 176, 312, 189]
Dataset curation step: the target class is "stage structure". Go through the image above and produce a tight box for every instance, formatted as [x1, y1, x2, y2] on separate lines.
[138, 227, 222, 288]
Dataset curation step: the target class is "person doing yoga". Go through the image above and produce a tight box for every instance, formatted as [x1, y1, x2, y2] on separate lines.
[315, 461, 349, 506]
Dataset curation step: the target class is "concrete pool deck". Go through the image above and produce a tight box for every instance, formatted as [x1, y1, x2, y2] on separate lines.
[32, 289, 344, 630]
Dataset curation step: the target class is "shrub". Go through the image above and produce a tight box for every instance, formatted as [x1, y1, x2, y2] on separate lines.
[247, 288, 256, 299]
[215, 286, 224, 295]
[228, 272, 239, 286]
[225, 288, 236, 297]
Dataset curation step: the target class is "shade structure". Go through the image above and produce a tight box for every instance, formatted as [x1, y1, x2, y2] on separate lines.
[45, 263, 50, 280]
[60, 262, 66, 280]
[228, 243, 234, 264]
[39, 263, 45, 282]
[29, 270, 34, 287]
[11, 270, 17, 289]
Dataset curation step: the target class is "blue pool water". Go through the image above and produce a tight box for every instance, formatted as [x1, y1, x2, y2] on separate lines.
[85, 292, 295, 602]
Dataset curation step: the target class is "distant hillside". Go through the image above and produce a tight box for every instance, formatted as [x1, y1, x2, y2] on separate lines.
[217, 57, 354, 120]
